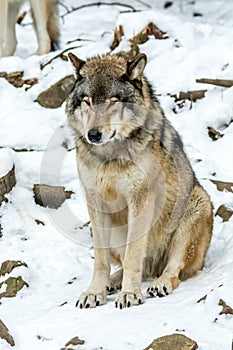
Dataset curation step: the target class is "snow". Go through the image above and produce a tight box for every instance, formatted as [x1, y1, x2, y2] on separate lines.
[0, 148, 14, 177]
[0, 0, 233, 349]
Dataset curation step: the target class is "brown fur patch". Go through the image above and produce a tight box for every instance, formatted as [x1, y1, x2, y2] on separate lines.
[110, 249, 122, 265]
[171, 277, 180, 289]
[99, 184, 118, 202]
[80, 55, 127, 79]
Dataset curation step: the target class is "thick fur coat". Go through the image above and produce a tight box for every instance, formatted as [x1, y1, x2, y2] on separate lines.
[66, 52, 213, 308]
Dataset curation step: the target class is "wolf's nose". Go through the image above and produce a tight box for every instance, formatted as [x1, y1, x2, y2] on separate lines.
[87, 129, 102, 143]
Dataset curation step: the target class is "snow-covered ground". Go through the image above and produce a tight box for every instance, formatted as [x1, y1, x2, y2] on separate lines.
[0, 0, 233, 349]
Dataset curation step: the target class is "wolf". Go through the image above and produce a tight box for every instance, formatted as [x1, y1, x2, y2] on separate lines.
[0, 0, 59, 57]
[66, 52, 213, 308]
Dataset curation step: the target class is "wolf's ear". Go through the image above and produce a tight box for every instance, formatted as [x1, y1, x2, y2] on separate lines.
[68, 53, 86, 79]
[126, 53, 147, 80]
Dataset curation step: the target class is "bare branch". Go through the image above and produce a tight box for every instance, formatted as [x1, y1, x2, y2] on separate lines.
[58, 1, 70, 12]
[134, 0, 151, 8]
[61, 2, 139, 19]
[40, 46, 81, 70]
[66, 38, 95, 44]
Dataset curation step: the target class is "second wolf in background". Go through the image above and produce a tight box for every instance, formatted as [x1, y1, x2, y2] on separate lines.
[0, 0, 59, 57]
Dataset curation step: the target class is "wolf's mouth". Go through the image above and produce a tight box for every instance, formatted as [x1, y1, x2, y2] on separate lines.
[110, 130, 116, 139]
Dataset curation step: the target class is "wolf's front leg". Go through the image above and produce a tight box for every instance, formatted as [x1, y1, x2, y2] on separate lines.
[77, 210, 111, 309]
[0, 0, 7, 57]
[115, 236, 146, 308]
[115, 196, 154, 308]
[77, 246, 110, 308]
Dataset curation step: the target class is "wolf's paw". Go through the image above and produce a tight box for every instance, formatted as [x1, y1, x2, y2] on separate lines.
[107, 284, 119, 295]
[76, 289, 107, 309]
[115, 291, 144, 309]
[147, 275, 180, 298]
[107, 270, 123, 295]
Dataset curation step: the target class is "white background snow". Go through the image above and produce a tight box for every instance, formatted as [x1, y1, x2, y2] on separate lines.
[0, 0, 233, 349]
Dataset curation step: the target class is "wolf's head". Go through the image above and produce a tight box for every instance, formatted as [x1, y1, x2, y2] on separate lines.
[66, 53, 157, 146]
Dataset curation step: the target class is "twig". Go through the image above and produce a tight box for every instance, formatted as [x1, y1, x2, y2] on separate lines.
[134, 0, 151, 8]
[66, 38, 95, 44]
[17, 11, 27, 24]
[196, 78, 233, 88]
[40, 46, 81, 70]
[0, 146, 75, 152]
[61, 2, 139, 18]
[58, 1, 70, 12]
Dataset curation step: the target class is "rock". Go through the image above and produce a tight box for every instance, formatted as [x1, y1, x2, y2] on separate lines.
[219, 299, 233, 315]
[207, 127, 224, 141]
[0, 70, 38, 88]
[144, 333, 198, 350]
[211, 180, 233, 192]
[65, 336, 85, 346]
[0, 320, 15, 346]
[0, 276, 29, 299]
[0, 260, 28, 276]
[215, 205, 233, 222]
[60, 336, 85, 350]
[33, 184, 73, 209]
[0, 166, 16, 205]
[36, 75, 75, 108]
[0, 260, 28, 300]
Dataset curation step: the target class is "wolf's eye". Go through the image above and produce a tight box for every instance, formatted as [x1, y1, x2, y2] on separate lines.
[82, 96, 91, 105]
[110, 97, 119, 103]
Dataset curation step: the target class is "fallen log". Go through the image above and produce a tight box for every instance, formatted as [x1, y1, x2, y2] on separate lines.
[196, 78, 233, 88]
[171, 89, 207, 102]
